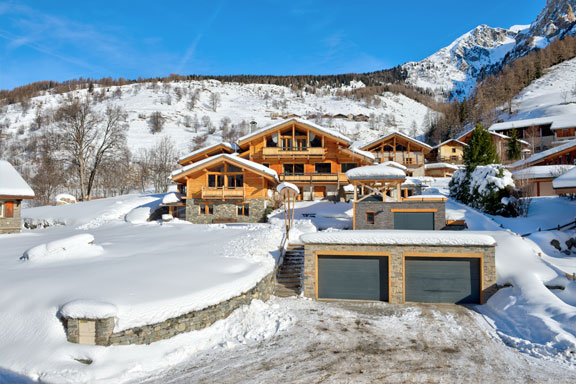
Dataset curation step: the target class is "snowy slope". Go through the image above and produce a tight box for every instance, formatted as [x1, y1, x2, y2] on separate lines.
[0, 80, 432, 159]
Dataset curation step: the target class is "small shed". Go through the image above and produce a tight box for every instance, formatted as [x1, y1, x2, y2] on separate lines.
[0, 161, 35, 233]
[300, 231, 497, 304]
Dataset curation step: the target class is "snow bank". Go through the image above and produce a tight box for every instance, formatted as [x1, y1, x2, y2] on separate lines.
[60, 299, 118, 319]
[125, 207, 152, 223]
[346, 164, 406, 180]
[55, 193, 76, 204]
[300, 230, 496, 246]
[21, 234, 103, 263]
[0, 160, 35, 197]
[277, 182, 300, 194]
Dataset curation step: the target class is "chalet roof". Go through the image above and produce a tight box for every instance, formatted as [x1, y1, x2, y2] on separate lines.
[360, 131, 432, 151]
[553, 167, 576, 189]
[509, 139, 576, 169]
[513, 165, 574, 180]
[0, 160, 35, 199]
[171, 154, 279, 182]
[489, 114, 576, 132]
[178, 142, 238, 164]
[340, 146, 375, 162]
[237, 118, 351, 147]
[432, 139, 468, 149]
[379, 161, 408, 171]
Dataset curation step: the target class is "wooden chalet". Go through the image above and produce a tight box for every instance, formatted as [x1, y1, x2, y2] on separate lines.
[426, 139, 467, 164]
[171, 154, 278, 224]
[508, 139, 576, 171]
[236, 118, 374, 200]
[360, 132, 432, 169]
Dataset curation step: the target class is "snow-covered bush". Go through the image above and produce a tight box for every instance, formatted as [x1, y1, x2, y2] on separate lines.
[450, 165, 518, 217]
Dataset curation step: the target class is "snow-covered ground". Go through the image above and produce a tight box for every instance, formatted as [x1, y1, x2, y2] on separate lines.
[0, 194, 284, 383]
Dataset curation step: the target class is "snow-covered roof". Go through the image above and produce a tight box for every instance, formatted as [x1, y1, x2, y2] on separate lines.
[300, 230, 496, 247]
[432, 139, 468, 149]
[425, 163, 460, 170]
[237, 118, 351, 146]
[343, 146, 375, 160]
[553, 167, 576, 189]
[346, 164, 406, 181]
[489, 114, 576, 132]
[379, 161, 408, 171]
[178, 142, 237, 163]
[277, 182, 300, 194]
[360, 131, 432, 151]
[401, 177, 426, 187]
[0, 160, 35, 198]
[405, 194, 447, 200]
[457, 128, 530, 146]
[513, 165, 574, 180]
[162, 192, 183, 204]
[509, 140, 576, 169]
[171, 154, 279, 182]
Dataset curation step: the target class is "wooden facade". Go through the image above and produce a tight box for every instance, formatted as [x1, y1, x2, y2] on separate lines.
[426, 139, 467, 164]
[360, 132, 431, 168]
[236, 119, 373, 200]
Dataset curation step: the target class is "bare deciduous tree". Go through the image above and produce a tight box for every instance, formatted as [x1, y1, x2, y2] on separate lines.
[210, 92, 221, 112]
[148, 136, 179, 193]
[149, 111, 165, 134]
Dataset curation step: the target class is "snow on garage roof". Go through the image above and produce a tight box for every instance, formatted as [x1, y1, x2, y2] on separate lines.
[0, 160, 35, 198]
[171, 154, 279, 182]
[346, 164, 406, 180]
[237, 118, 351, 145]
[513, 165, 574, 180]
[300, 230, 496, 246]
[553, 167, 576, 189]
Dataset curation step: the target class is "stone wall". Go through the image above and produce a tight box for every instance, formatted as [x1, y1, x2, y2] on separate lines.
[303, 243, 497, 304]
[354, 200, 446, 230]
[186, 198, 270, 224]
[0, 199, 22, 234]
[64, 271, 276, 346]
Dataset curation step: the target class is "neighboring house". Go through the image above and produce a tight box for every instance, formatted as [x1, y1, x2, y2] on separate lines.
[457, 129, 531, 164]
[553, 167, 576, 195]
[508, 139, 576, 171]
[489, 114, 576, 152]
[360, 131, 432, 169]
[426, 139, 468, 164]
[171, 154, 278, 224]
[424, 163, 460, 177]
[0, 161, 35, 233]
[513, 165, 574, 197]
[236, 118, 373, 201]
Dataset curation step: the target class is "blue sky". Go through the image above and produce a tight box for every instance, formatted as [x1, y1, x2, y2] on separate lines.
[0, 0, 545, 90]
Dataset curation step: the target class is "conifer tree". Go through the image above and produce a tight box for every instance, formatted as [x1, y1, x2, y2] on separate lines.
[506, 128, 522, 161]
[464, 123, 499, 171]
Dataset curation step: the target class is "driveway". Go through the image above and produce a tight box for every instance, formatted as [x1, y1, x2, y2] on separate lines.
[135, 298, 576, 383]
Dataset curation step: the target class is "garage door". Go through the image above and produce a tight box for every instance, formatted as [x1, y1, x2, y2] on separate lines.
[394, 212, 434, 230]
[405, 257, 481, 304]
[317, 255, 388, 301]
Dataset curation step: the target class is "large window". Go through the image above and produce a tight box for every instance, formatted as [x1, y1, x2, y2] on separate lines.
[341, 163, 357, 172]
[284, 164, 305, 174]
[315, 163, 332, 174]
[237, 203, 250, 217]
[207, 163, 243, 188]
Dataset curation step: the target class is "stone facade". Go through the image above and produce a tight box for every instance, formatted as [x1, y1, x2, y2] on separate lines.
[185, 198, 270, 224]
[302, 243, 497, 304]
[354, 200, 446, 230]
[0, 199, 22, 234]
[64, 271, 276, 346]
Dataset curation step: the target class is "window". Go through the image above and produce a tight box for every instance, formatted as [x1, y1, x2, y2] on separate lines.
[178, 184, 187, 196]
[452, 148, 457, 153]
[237, 203, 249, 216]
[0, 201, 14, 218]
[208, 174, 225, 188]
[405, 158, 413, 165]
[341, 163, 357, 172]
[366, 211, 375, 225]
[227, 174, 244, 188]
[207, 163, 242, 188]
[200, 203, 214, 215]
[284, 164, 304, 175]
[314, 163, 331, 174]
[262, 163, 270, 168]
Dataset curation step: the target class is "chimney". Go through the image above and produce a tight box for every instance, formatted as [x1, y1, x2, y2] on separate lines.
[250, 121, 257, 133]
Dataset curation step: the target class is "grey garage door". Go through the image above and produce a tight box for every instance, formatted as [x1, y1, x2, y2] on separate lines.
[394, 212, 434, 230]
[405, 257, 481, 304]
[317, 255, 388, 301]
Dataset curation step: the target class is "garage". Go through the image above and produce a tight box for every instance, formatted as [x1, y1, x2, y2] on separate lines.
[317, 255, 389, 301]
[404, 257, 481, 304]
[393, 211, 435, 230]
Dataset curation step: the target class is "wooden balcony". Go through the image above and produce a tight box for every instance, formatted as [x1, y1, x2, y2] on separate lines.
[262, 147, 326, 158]
[201, 187, 245, 200]
[279, 173, 347, 183]
[374, 151, 425, 167]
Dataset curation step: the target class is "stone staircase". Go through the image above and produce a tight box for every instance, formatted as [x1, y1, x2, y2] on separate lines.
[275, 244, 305, 297]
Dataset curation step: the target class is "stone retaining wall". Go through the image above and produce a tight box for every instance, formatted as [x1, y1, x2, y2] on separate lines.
[185, 198, 270, 224]
[65, 271, 276, 346]
[303, 243, 497, 304]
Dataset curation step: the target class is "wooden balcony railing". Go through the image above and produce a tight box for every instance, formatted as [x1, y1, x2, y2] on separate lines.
[201, 186, 245, 200]
[262, 147, 326, 158]
[279, 173, 346, 183]
[373, 152, 424, 167]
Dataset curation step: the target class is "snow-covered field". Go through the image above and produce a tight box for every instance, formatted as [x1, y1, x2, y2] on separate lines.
[0, 194, 284, 383]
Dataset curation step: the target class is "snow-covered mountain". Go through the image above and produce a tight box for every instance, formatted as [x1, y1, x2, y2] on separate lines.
[403, 0, 576, 100]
